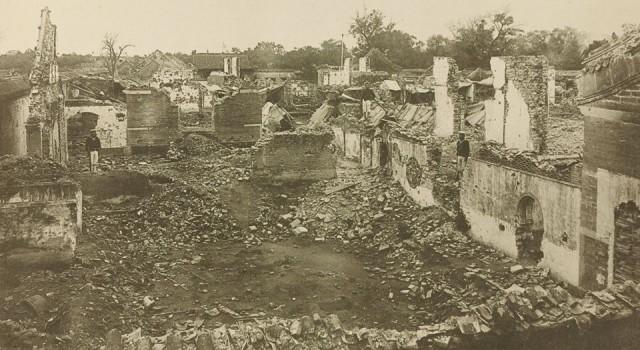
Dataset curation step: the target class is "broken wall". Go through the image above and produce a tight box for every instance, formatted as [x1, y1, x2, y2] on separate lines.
[486, 56, 549, 152]
[0, 95, 30, 156]
[253, 128, 337, 182]
[26, 8, 67, 164]
[0, 181, 81, 263]
[461, 158, 581, 285]
[213, 90, 264, 144]
[390, 134, 439, 207]
[65, 103, 127, 151]
[125, 89, 179, 152]
[433, 57, 464, 137]
[578, 109, 640, 289]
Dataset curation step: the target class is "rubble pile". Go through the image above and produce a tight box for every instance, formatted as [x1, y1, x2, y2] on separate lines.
[180, 111, 212, 128]
[246, 167, 559, 324]
[476, 141, 581, 183]
[108, 313, 418, 350]
[167, 134, 225, 160]
[106, 281, 640, 350]
[0, 155, 70, 187]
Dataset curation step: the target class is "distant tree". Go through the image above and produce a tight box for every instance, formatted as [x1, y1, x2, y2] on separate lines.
[371, 29, 428, 68]
[450, 12, 522, 68]
[319, 39, 346, 66]
[57, 53, 94, 70]
[0, 50, 35, 74]
[282, 46, 322, 80]
[349, 9, 395, 56]
[546, 27, 584, 69]
[101, 33, 132, 82]
[247, 41, 285, 68]
[425, 35, 452, 57]
[582, 39, 608, 58]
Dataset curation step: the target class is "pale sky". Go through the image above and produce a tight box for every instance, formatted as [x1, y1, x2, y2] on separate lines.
[0, 0, 638, 55]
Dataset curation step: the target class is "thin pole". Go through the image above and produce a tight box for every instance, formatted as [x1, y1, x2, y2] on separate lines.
[341, 34, 344, 69]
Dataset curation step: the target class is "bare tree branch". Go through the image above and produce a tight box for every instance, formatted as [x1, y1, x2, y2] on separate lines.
[101, 33, 133, 82]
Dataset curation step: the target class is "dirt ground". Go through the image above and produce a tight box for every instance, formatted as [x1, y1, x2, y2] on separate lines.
[0, 140, 561, 349]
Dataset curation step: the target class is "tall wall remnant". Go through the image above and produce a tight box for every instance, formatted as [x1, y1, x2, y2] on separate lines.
[124, 89, 179, 152]
[486, 56, 549, 152]
[27, 7, 67, 163]
[213, 89, 265, 144]
[577, 28, 640, 290]
[0, 78, 31, 156]
[433, 57, 463, 137]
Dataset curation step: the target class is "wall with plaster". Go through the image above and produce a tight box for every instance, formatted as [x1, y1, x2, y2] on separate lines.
[461, 158, 581, 285]
[390, 135, 437, 207]
[65, 104, 127, 149]
[0, 96, 30, 156]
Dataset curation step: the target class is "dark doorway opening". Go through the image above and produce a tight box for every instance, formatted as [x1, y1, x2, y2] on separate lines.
[515, 196, 544, 265]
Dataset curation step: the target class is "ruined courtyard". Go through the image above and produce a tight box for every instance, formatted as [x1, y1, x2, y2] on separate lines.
[1, 3, 640, 350]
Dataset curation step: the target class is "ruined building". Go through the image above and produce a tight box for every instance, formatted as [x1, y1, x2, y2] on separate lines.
[26, 7, 67, 163]
[123, 88, 180, 152]
[0, 8, 67, 163]
[578, 28, 640, 290]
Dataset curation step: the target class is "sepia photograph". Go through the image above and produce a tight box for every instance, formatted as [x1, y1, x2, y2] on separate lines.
[0, 0, 639, 348]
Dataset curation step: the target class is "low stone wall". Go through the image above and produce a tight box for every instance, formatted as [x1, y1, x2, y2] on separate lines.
[253, 128, 337, 182]
[0, 180, 81, 267]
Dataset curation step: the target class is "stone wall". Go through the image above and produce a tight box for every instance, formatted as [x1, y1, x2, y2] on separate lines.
[213, 89, 265, 144]
[486, 56, 549, 152]
[65, 102, 127, 151]
[461, 158, 581, 285]
[433, 57, 463, 137]
[125, 89, 179, 152]
[26, 7, 67, 164]
[0, 95, 30, 156]
[0, 181, 81, 266]
[253, 128, 337, 182]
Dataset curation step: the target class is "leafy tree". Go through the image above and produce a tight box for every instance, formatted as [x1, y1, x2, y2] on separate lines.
[319, 39, 346, 66]
[247, 41, 285, 68]
[282, 46, 321, 80]
[349, 9, 395, 56]
[450, 12, 522, 68]
[0, 50, 35, 74]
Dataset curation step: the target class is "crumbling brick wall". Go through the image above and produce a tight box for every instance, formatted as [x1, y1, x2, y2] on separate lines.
[125, 89, 179, 152]
[433, 57, 465, 137]
[213, 89, 265, 144]
[26, 7, 67, 164]
[253, 128, 337, 182]
[488, 56, 549, 152]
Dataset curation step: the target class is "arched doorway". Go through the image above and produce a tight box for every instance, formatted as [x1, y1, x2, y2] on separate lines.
[67, 112, 99, 155]
[515, 195, 544, 265]
[614, 201, 640, 283]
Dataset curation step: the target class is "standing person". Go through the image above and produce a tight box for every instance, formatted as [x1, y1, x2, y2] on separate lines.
[85, 130, 101, 173]
[456, 131, 470, 179]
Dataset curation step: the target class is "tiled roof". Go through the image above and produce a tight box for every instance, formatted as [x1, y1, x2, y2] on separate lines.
[0, 77, 30, 100]
[583, 30, 640, 73]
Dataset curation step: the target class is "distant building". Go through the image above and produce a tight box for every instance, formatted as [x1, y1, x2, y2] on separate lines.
[191, 51, 253, 79]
